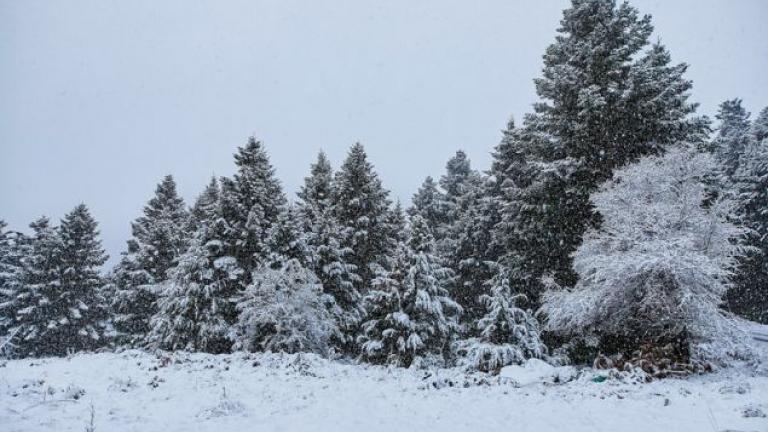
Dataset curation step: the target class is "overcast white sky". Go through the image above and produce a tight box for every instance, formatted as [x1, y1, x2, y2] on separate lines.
[1, 0, 767, 266]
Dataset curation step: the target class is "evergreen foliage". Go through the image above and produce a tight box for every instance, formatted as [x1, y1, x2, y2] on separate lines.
[456, 271, 545, 372]
[496, 0, 707, 307]
[332, 143, 395, 293]
[359, 216, 461, 367]
[110, 175, 188, 345]
[297, 152, 361, 351]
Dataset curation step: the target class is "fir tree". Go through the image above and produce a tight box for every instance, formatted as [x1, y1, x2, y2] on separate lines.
[296, 151, 334, 230]
[456, 271, 545, 372]
[55, 205, 110, 353]
[110, 175, 189, 345]
[297, 152, 361, 351]
[500, 0, 707, 305]
[222, 137, 286, 277]
[10, 206, 109, 357]
[359, 216, 461, 367]
[726, 138, 768, 323]
[0, 221, 26, 339]
[447, 172, 500, 323]
[711, 99, 752, 179]
[148, 180, 239, 353]
[408, 177, 448, 238]
[440, 150, 474, 204]
[265, 205, 309, 268]
[332, 143, 395, 293]
[5, 217, 59, 356]
[752, 106, 768, 143]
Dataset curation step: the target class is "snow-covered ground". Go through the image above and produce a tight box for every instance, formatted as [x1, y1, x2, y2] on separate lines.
[2, 347, 767, 432]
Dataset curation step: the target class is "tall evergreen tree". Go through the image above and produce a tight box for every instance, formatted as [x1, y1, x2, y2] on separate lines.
[498, 0, 707, 305]
[148, 181, 240, 353]
[221, 137, 286, 280]
[456, 270, 545, 372]
[711, 99, 752, 179]
[54, 204, 110, 353]
[0, 221, 26, 339]
[726, 138, 768, 323]
[359, 216, 461, 367]
[752, 106, 768, 143]
[9, 207, 108, 357]
[110, 175, 189, 345]
[265, 205, 309, 268]
[332, 143, 395, 293]
[408, 177, 448, 238]
[5, 217, 59, 356]
[297, 152, 360, 351]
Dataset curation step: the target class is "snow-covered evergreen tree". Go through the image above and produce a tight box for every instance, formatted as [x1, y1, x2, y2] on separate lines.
[359, 216, 461, 367]
[0, 221, 26, 339]
[711, 99, 752, 179]
[297, 152, 361, 352]
[752, 106, 768, 143]
[2, 217, 59, 357]
[332, 143, 395, 293]
[8, 206, 109, 357]
[53, 204, 110, 353]
[456, 270, 545, 372]
[110, 175, 189, 345]
[497, 0, 708, 305]
[408, 177, 448, 239]
[440, 150, 474, 208]
[222, 137, 287, 277]
[447, 171, 500, 323]
[726, 138, 768, 323]
[147, 180, 240, 353]
[233, 259, 337, 355]
[265, 205, 309, 268]
[540, 147, 749, 363]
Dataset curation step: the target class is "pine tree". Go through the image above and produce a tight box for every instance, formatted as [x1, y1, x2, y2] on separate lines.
[711, 99, 752, 179]
[5, 217, 59, 356]
[492, 120, 554, 308]
[500, 0, 707, 305]
[110, 175, 189, 345]
[297, 152, 361, 351]
[440, 150, 474, 204]
[296, 151, 334, 230]
[332, 143, 395, 293]
[0, 221, 26, 339]
[752, 106, 768, 143]
[148, 180, 240, 353]
[189, 177, 221, 229]
[408, 177, 448, 238]
[222, 137, 286, 277]
[9, 207, 109, 357]
[456, 271, 545, 372]
[54, 204, 110, 353]
[359, 216, 461, 367]
[447, 172, 500, 323]
[726, 138, 768, 323]
[265, 205, 309, 268]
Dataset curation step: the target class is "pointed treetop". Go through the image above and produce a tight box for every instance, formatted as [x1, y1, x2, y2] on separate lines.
[716, 99, 751, 138]
[751, 106, 768, 143]
[441, 150, 473, 198]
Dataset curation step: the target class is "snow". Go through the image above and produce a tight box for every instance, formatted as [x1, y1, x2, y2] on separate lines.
[2, 350, 767, 432]
[498, 358, 577, 386]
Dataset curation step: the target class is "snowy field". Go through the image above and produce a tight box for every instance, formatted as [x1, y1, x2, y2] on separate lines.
[2, 344, 768, 432]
